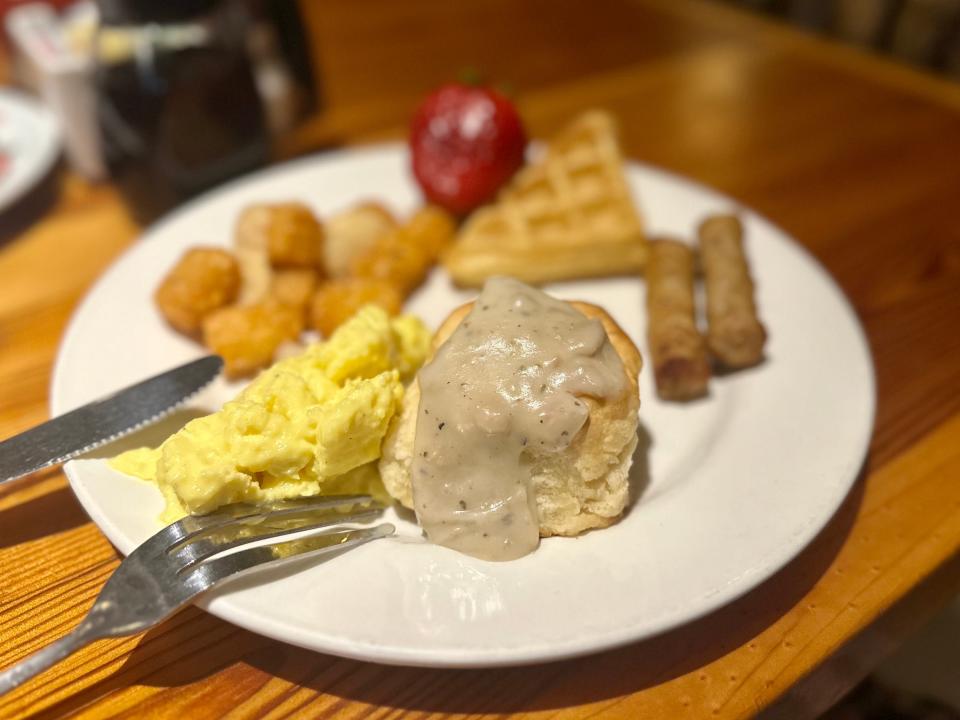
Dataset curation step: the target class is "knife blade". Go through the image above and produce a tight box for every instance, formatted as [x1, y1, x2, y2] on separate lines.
[0, 355, 223, 485]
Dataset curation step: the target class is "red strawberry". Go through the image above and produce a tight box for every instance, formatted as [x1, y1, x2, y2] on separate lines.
[410, 84, 527, 215]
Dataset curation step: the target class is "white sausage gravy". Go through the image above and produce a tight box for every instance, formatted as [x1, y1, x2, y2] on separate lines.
[411, 277, 627, 561]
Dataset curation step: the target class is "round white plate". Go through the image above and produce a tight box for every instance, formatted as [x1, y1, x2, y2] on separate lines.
[0, 89, 61, 213]
[52, 144, 874, 667]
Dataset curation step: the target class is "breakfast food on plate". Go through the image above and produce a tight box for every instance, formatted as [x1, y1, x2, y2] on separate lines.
[310, 278, 403, 338]
[233, 205, 279, 305]
[379, 277, 642, 561]
[202, 299, 304, 379]
[410, 83, 527, 214]
[130, 99, 781, 566]
[698, 215, 767, 368]
[271, 267, 320, 316]
[111, 306, 431, 522]
[404, 205, 459, 261]
[646, 239, 711, 401]
[350, 205, 456, 296]
[235, 204, 273, 252]
[443, 110, 646, 287]
[155, 248, 242, 335]
[645, 215, 768, 400]
[233, 202, 324, 277]
[324, 202, 398, 278]
[234, 247, 273, 306]
[153, 200, 449, 378]
[264, 202, 325, 269]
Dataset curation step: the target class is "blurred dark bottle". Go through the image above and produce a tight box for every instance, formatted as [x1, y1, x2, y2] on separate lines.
[94, 0, 270, 223]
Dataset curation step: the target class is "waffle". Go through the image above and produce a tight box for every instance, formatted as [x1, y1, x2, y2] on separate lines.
[442, 110, 646, 286]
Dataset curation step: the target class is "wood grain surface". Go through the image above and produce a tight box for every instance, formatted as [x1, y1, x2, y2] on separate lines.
[2, 0, 960, 717]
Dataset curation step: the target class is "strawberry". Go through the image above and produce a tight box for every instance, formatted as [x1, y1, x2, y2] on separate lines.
[410, 83, 527, 215]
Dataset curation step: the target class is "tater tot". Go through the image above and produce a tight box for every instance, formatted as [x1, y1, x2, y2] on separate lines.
[348, 205, 455, 296]
[698, 215, 767, 368]
[405, 205, 457, 261]
[155, 248, 241, 335]
[324, 202, 398, 278]
[202, 300, 303, 378]
[234, 205, 273, 252]
[271, 268, 319, 313]
[235, 247, 273, 306]
[233, 205, 276, 305]
[350, 234, 430, 295]
[309, 278, 403, 338]
[267, 203, 324, 269]
[646, 239, 711, 401]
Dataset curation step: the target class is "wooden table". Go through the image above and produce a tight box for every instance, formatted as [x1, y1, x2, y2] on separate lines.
[2, 0, 959, 717]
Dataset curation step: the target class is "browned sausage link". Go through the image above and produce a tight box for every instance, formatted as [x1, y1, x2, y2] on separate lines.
[698, 215, 767, 368]
[646, 239, 710, 401]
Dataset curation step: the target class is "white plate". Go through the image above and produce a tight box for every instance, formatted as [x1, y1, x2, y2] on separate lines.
[0, 89, 61, 213]
[52, 145, 874, 667]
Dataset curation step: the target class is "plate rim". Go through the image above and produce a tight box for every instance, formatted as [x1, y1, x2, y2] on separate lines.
[51, 143, 876, 667]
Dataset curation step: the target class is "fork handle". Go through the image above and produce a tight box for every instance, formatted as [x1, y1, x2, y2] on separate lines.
[0, 622, 101, 695]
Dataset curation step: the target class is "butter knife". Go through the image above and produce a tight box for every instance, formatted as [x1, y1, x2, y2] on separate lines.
[0, 355, 222, 485]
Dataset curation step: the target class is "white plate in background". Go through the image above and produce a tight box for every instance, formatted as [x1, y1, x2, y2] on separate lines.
[51, 145, 874, 667]
[0, 89, 60, 213]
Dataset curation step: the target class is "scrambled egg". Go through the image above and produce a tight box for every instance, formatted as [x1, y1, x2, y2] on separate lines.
[111, 306, 431, 522]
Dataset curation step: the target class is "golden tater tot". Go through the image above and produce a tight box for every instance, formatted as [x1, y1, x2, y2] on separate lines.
[349, 205, 456, 296]
[405, 205, 456, 261]
[350, 234, 430, 295]
[155, 248, 241, 335]
[324, 201, 398, 278]
[309, 278, 402, 338]
[267, 203, 324, 269]
[233, 205, 276, 305]
[234, 205, 273, 251]
[202, 300, 303, 378]
[235, 247, 273, 306]
[271, 268, 319, 313]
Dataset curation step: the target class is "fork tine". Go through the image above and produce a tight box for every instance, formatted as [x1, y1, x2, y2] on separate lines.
[167, 495, 378, 547]
[209, 494, 376, 521]
[171, 507, 385, 571]
[183, 524, 395, 590]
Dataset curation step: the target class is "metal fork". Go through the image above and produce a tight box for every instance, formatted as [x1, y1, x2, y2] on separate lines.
[0, 495, 394, 695]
